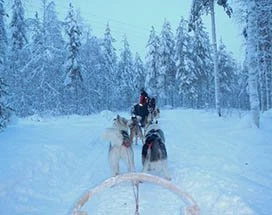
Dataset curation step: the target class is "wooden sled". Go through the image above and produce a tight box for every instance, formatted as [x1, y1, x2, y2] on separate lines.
[70, 172, 200, 215]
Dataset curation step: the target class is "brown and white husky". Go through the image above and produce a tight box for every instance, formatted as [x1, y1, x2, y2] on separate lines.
[102, 115, 135, 176]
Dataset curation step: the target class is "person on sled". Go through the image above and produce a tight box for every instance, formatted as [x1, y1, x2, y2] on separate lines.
[131, 88, 150, 127]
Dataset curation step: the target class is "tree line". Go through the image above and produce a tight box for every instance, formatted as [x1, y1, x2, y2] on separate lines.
[1, 0, 271, 130]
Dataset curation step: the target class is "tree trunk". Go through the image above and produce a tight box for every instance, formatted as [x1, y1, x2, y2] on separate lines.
[210, 0, 221, 117]
[247, 0, 260, 128]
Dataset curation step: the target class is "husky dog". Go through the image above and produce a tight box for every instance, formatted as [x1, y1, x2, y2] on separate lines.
[146, 107, 160, 125]
[128, 115, 144, 145]
[142, 122, 170, 180]
[102, 115, 135, 176]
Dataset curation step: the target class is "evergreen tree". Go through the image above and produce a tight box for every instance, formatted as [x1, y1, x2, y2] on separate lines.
[9, 0, 29, 116]
[44, 1, 64, 49]
[133, 52, 145, 98]
[145, 26, 160, 101]
[24, 1, 65, 115]
[118, 35, 134, 109]
[175, 16, 190, 106]
[256, 0, 272, 112]
[235, 0, 272, 126]
[0, 77, 11, 131]
[80, 32, 104, 113]
[191, 19, 213, 108]
[101, 23, 117, 110]
[175, 17, 196, 107]
[0, 0, 11, 130]
[63, 3, 83, 114]
[217, 40, 239, 108]
[10, 0, 27, 51]
[159, 19, 176, 107]
[189, 0, 233, 116]
[25, 12, 44, 114]
[42, 1, 65, 114]
[237, 63, 250, 110]
[0, 0, 7, 66]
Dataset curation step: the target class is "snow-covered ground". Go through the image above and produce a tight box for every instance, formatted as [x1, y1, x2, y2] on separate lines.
[0, 109, 271, 215]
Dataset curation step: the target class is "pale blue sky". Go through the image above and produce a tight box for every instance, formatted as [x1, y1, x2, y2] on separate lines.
[25, 0, 244, 62]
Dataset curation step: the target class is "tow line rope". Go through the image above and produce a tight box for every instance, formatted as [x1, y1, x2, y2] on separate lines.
[125, 143, 140, 215]
[132, 181, 140, 215]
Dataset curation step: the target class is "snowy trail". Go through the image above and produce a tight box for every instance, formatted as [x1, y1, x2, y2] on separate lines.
[0, 109, 272, 215]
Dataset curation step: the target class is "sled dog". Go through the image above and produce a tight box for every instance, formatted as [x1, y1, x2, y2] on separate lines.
[142, 122, 170, 180]
[102, 115, 135, 176]
[146, 107, 160, 124]
[128, 115, 144, 145]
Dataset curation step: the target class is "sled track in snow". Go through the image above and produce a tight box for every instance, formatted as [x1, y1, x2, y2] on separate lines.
[70, 172, 200, 215]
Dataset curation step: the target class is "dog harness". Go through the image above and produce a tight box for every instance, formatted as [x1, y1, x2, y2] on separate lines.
[142, 129, 167, 162]
[121, 130, 131, 147]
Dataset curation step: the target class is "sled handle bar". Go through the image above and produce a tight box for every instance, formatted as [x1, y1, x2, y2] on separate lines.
[70, 172, 200, 215]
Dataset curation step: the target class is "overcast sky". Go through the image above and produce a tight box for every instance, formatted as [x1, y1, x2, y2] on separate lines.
[24, 0, 244, 62]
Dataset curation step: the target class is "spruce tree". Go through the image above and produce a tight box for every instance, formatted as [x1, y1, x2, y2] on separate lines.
[64, 3, 83, 114]
[0, 0, 7, 66]
[0, 0, 11, 131]
[159, 19, 176, 107]
[133, 52, 145, 98]
[256, 0, 272, 111]
[175, 17, 194, 107]
[101, 23, 117, 110]
[9, 0, 28, 116]
[43, 1, 65, 114]
[145, 26, 160, 101]
[189, 0, 233, 116]
[191, 19, 213, 108]
[217, 40, 239, 108]
[80, 32, 104, 113]
[118, 35, 134, 109]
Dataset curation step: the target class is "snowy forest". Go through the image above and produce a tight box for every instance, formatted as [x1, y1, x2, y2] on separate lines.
[0, 0, 271, 130]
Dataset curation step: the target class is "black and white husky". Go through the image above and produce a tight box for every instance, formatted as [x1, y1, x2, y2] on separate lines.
[102, 115, 135, 176]
[142, 122, 170, 180]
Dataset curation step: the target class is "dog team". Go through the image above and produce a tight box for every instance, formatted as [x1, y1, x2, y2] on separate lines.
[102, 89, 170, 180]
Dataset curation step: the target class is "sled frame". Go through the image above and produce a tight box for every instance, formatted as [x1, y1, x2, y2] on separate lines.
[70, 172, 199, 215]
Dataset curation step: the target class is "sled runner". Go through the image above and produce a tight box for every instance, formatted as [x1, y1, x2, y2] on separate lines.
[70, 172, 200, 215]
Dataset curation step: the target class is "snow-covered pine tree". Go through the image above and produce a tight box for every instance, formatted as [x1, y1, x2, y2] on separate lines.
[44, 1, 64, 49]
[9, 0, 29, 116]
[133, 52, 146, 99]
[118, 35, 135, 109]
[101, 23, 118, 110]
[256, 0, 272, 112]
[80, 32, 104, 113]
[0, 0, 7, 66]
[235, 0, 272, 126]
[217, 40, 239, 108]
[189, 0, 232, 116]
[0, 77, 11, 131]
[24, 12, 44, 115]
[63, 3, 84, 115]
[24, 1, 65, 116]
[10, 0, 27, 51]
[191, 19, 213, 108]
[145, 26, 160, 102]
[0, 0, 11, 131]
[43, 1, 65, 114]
[159, 19, 176, 107]
[175, 17, 196, 108]
[175, 16, 191, 107]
